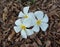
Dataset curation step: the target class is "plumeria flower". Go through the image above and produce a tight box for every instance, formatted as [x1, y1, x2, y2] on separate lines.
[32, 11, 49, 32]
[14, 19, 34, 38]
[18, 6, 32, 19]
[18, 6, 35, 27]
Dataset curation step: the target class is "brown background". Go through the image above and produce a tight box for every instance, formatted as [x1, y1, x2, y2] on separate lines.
[0, 0, 60, 47]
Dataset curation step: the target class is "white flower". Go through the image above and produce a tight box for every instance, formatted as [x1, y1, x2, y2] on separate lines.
[14, 19, 34, 38]
[14, 6, 49, 39]
[18, 6, 35, 27]
[32, 11, 49, 32]
[18, 6, 30, 18]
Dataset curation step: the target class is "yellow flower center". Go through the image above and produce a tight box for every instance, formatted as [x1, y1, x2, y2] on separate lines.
[36, 20, 41, 25]
[20, 24, 26, 30]
[24, 15, 28, 18]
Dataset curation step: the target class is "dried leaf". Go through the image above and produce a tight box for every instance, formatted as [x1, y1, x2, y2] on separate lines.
[45, 40, 51, 47]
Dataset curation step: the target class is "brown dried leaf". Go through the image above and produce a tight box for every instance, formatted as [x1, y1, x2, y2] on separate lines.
[3, 7, 8, 21]
[33, 42, 38, 47]
[20, 44, 26, 47]
[35, 37, 42, 45]
[8, 31, 15, 41]
[25, 44, 33, 47]
[45, 40, 51, 47]
[56, 40, 60, 45]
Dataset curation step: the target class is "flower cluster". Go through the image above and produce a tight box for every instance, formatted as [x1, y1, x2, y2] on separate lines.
[14, 6, 49, 38]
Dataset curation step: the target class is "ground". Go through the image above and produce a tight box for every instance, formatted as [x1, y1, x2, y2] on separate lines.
[0, 0, 60, 47]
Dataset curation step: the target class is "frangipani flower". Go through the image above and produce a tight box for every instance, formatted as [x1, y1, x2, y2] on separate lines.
[14, 6, 49, 39]
[14, 19, 34, 38]
[18, 6, 35, 27]
[32, 11, 49, 32]
[18, 6, 30, 19]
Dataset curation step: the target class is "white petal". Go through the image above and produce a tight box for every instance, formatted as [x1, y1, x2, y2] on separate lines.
[15, 19, 22, 26]
[28, 12, 35, 18]
[21, 30, 27, 38]
[31, 18, 36, 26]
[40, 23, 48, 31]
[32, 25, 40, 32]
[26, 29, 34, 36]
[34, 11, 44, 20]
[28, 12, 36, 25]
[23, 18, 32, 27]
[23, 6, 29, 14]
[42, 14, 49, 23]
[14, 26, 21, 33]
[18, 11, 24, 17]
